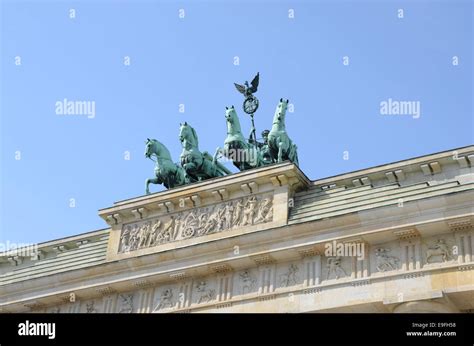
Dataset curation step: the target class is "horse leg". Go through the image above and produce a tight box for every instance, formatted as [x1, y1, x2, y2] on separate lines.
[278, 142, 284, 162]
[252, 147, 262, 167]
[213, 147, 222, 164]
[210, 161, 222, 177]
[145, 178, 160, 194]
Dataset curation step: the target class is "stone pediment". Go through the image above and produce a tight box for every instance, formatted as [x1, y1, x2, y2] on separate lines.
[99, 162, 309, 261]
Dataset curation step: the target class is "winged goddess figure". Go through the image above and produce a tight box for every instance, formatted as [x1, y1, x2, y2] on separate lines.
[234, 72, 260, 99]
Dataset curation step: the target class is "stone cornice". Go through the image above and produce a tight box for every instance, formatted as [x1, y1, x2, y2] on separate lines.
[98, 162, 310, 223]
[312, 145, 473, 188]
[448, 219, 473, 232]
[2, 206, 472, 310]
[1, 190, 472, 298]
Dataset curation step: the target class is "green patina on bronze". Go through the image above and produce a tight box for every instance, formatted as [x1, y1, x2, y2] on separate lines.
[179, 121, 231, 182]
[144, 73, 299, 194]
[144, 138, 188, 194]
[213, 106, 266, 171]
[268, 98, 299, 165]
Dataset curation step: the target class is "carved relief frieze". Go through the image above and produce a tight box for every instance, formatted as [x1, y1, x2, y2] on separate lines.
[154, 288, 176, 311]
[239, 269, 257, 295]
[374, 248, 400, 272]
[86, 301, 98, 313]
[118, 194, 273, 253]
[118, 294, 134, 313]
[325, 256, 347, 280]
[195, 281, 216, 304]
[279, 264, 299, 287]
[425, 238, 453, 264]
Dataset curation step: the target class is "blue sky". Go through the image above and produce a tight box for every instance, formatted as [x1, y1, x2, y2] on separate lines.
[1, 0, 472, 246]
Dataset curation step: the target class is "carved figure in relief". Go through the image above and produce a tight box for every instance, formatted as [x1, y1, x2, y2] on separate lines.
[217, 206, 227, 231]
[197, 213, 208, 236]
[156, 218, 177, 244]
[173, 214, 183, 240]
[200, 208, 218, 235]
[120, 225, 132, 252]
[136, 225, 144, 248]
[242, 196, 258, 226]
[225, 203, 234, 229]
[255, 198, 273, 223]
[118, 294, 134, 313]
[156, 289, 174, 310]
[240, 270, 257, 294]
[203, 211, 218, 235]
[196, 281, 215, 304]
[119, 195, 273, 253]
[148, 220, 161, 247]
[426, 239, 451, 263]
[181, 211, 198, 238]
[86, 301, 97, 313]
[326, 256, 347, 280]
[375, 248, 400, 272]
[129, 224, 140, 251]
[280, 264, 299, 287]
[138, 223, 151, 248]
[233, 199, 244, 227]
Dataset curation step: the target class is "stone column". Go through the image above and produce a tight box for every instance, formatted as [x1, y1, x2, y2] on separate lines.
[315, 255, 322, 285]
[257, 265, 276, 294]
[409, 243, 416, 271]
[414, 238, 422, 269]
[449, 220, 474, 264]
[303, 254, 321, 286]
[458, 232, 472, 263]
[133, 280, 155, 313]
[137, 288, 154, 313]
[66, 302, 81, 313]
[298, 247, 321, 286]
[350, 241, 370, 279]
[252, 255, 276, 295]
[178, 281, 192, 309]
[96, 286, 117, 313]
[217, 274, 233, 302]
[470, 231, 474, 263]
[258, 266, 270, 294]
[102, 295, 117, 313]
[400, 243, 408, 271]
[394, 229, 421, 272]
[363, 242, 371, 277]
[351, 257, 357, 279]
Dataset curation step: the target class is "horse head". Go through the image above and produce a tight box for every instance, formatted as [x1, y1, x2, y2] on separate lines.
[144, 138, 172, 161]
[225, 105, 237, 124]
[224, 105, 243, 136]
[274, 98, 289, 123]
[179, 121, 199, 149]
[144, 138, 155, 159]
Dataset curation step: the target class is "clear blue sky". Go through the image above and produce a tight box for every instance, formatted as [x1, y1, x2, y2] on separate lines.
[1, 0, 472, 246]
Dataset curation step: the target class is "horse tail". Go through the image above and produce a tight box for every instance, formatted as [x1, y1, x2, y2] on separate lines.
[203, 151, 231, 175]
[292, 144, 299, 166]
